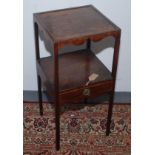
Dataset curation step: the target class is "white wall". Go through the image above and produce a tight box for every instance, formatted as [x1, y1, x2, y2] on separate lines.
[23, 0, 131, 91]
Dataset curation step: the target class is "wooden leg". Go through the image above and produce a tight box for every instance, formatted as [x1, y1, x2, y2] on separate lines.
[55, 99, 60, 150]
[37, 75, 43, 116]
[106, 92, 114, 136]
[106, 32, 121, 136]
[53, 43, 60, 151]
[34, 22, 43, 116]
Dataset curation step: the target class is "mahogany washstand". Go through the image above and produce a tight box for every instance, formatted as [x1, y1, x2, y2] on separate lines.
[33, 5, 121, 150]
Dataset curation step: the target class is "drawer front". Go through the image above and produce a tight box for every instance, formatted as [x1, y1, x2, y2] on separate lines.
[59, 81, 113, 104]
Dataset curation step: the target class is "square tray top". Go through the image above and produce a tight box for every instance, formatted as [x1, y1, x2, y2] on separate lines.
[34, 5, 120, 43]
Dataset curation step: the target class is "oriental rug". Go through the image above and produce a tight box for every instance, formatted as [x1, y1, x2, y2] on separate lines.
[23, 102, 131, 155]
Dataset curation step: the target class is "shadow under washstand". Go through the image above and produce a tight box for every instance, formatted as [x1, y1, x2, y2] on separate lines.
[60, 94, 111, 115]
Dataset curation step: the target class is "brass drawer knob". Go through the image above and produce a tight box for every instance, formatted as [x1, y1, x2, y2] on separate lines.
[83, 88, 90, 96]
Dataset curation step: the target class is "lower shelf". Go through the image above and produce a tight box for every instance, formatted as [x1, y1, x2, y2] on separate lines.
[37, 49, 113, 104]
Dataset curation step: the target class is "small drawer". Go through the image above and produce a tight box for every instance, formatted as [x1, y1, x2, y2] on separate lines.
[59, 80, 113, 104]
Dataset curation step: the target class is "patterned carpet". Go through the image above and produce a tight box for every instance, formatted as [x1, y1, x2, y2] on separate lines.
[23, 102, 131, 155]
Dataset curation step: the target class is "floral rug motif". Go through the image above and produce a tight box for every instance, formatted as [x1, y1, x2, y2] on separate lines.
[23, 102, 131, 155]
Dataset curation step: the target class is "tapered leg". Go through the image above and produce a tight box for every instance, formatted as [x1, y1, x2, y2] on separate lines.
[34, 22, 43, 116]
[106, 92, 114, 136]
[55, 99, 60, 150]
[106, 31, 121, 136]
[54, 44, 60, 151]
[37, 75, 43, 116]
